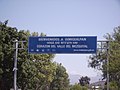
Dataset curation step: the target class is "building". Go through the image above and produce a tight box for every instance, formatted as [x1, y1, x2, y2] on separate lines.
[89, 81, 105, 90]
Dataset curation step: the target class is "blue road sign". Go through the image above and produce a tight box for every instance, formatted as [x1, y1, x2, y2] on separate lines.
[28, 36, 97, 54]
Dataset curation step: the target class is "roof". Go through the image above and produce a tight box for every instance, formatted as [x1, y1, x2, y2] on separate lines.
[90, 81, 105, 89]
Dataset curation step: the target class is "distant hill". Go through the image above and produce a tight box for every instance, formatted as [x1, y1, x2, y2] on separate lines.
[69, 74, 102, 85]
[90, 75, 103, 83]
[69, 74, 81, 85]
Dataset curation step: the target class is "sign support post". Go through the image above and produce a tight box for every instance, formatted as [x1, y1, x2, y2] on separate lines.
[13, 40, 18, 90]
[106, 41, 109, 90]
[97, 40, 110, 90]
[13, 40, 26, 90]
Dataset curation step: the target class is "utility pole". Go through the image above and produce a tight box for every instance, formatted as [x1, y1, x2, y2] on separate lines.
[106, 41, 109, 90]
[13, 40, 18, 90]
[13, 40, 26, 90]
[97, 40, 110, 90]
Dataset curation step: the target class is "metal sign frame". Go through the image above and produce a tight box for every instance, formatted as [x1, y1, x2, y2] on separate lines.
[13, 38, 110, 90]
[97, 40, 110, 90]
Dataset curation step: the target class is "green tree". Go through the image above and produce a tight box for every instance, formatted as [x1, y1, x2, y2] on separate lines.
[16, 31, 56, 90]
[19, 54, 56, 90]
[89, 26, 120, 89]
[70, 84, 82, 90]
[0, 21, 57, 90]
[50, 63, 69, 90]
[82, 86, 88, 90]
[0, 21, 18, 90]
[79, 76, 90, 86]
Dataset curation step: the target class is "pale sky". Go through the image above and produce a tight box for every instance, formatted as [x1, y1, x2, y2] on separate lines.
[0, 0, 120, 77]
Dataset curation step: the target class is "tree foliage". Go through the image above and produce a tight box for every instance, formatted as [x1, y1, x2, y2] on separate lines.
[50, 63, 69, 90]
[0, 21, 69, 90]
[70, 84, 88, 90]
[70, 84, 82, 90]
[0, 21, 18, 89]
[89, 26, 120, 89]
[79, 76, 90, 86]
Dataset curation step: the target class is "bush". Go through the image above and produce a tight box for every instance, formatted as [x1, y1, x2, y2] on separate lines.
[70, 84, 82, 90]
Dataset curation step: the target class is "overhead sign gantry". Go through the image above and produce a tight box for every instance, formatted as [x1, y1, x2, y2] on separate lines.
[13, 36, 110, 90]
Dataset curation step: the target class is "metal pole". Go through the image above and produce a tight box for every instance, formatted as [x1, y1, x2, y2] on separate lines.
[14, 40, 18, 90]
[97, 40, 111, 90]
[106, 41, 109, 90]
